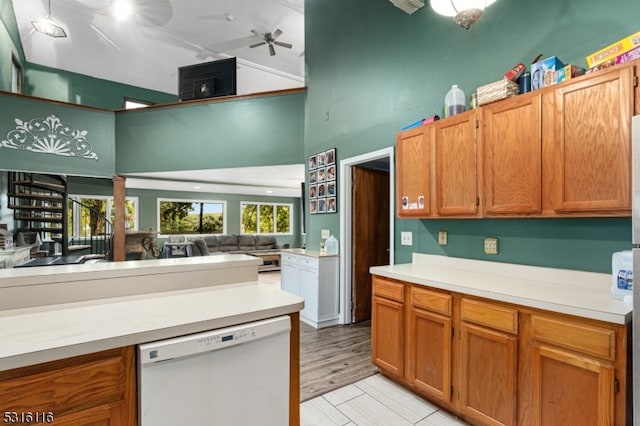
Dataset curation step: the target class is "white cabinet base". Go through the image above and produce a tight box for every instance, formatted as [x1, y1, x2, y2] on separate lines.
[281, 251, 339, 329]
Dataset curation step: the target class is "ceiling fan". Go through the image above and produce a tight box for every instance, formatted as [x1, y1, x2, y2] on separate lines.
[249, 29, 292, 56]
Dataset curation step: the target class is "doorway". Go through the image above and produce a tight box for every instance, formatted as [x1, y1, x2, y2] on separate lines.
[339, 147, 394, 324]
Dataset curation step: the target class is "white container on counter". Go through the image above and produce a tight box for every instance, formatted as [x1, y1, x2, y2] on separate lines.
[611, 250, 633, 301]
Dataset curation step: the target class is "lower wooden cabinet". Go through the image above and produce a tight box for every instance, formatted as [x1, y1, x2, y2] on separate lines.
[371, 275, 630, 426]
[372, 277, 405, 378]
[0, 347, 136, 426]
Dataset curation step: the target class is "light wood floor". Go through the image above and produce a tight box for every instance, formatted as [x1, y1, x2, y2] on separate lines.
[258, 271, 378, 402]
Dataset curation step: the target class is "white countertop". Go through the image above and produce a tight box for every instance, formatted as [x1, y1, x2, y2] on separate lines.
[282, 248, 339, 258]
[370, 254, 632, 325]
[0, 282, 304, 372]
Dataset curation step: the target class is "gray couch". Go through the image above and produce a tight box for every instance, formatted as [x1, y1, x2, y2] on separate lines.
[188, 234, 289, 271]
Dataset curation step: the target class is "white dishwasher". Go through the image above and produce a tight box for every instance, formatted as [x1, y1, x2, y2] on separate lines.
[138, 316, 290, 426]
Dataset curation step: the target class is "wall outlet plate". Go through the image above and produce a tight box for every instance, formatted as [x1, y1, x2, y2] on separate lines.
[401, 231, 413, 246]
[438, 231, 447, 245]
[484, 237, 498, 255]
[321, 229, 330, 239]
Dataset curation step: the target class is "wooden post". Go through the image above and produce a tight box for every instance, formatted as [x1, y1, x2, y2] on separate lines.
[112, 176, 126, 261]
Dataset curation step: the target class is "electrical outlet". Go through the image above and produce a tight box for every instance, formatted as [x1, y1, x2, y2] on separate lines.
[438, 231, 448, 245]
[321, 229, 330, 239]
[401, 232, 413, 246]
[484, 238, 498, 255]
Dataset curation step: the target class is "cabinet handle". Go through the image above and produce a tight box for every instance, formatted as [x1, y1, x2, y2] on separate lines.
[614, 378, 619, 394]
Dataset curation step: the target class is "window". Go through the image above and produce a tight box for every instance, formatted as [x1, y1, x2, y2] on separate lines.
[69, 195, 138, 237]
[241, 202, 292, 235]
[123, 97, 154, 109]
[158, 199, 226, 235]
[10, 54, 22, 94]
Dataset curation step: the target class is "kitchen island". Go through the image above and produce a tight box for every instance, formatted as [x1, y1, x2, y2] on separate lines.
[0, 255, 304, 425]
[370, 253, 632, 426]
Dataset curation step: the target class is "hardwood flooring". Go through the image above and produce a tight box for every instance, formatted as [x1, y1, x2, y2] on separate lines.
[300, 320, 377, 402]
[258, 271, 378, 402]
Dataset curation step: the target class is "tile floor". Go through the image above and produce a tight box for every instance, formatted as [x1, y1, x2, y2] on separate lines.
[301, 374, 470, 426]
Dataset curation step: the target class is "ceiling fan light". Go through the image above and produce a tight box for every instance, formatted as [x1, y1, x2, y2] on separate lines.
[111, 0, 134, 21]
[430, 0, 496, 17]
[31, 18, 67, 37]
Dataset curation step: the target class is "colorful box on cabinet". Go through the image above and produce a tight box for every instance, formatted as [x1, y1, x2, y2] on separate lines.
[585, 31, 640, 68]
[531, 56, 564, 90]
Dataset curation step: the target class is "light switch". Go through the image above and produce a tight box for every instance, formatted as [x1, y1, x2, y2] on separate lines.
[438, 231, 447, 245]
[484, 238, 498, 255]
[401, 232, 412, 246]
[321, 229, 330, 239]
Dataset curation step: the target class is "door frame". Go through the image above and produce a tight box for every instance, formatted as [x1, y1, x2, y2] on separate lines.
[338, 147, 395, 324]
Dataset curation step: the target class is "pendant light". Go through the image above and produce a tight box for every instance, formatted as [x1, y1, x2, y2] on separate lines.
[430, 0, 497, 29]
[32, 0, 67, 38]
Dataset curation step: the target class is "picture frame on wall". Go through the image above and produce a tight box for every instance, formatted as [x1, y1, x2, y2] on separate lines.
[325, 148, 336, 166]
[327, 197, 337, 213]
[308, 147, 337, 214]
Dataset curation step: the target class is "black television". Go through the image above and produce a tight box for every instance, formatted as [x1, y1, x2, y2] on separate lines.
[178, 57, 237, 101]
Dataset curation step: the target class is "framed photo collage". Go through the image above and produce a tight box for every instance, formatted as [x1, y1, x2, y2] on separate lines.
[308, 148, 336, 214]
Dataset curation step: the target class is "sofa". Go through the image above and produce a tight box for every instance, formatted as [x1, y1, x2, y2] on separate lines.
[188, 234, 289, 271]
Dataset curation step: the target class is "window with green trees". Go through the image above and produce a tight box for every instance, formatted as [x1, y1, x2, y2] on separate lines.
[69, 195, 138, 237]
[241, 202, 292, 234]
[158, 199, 226, 235]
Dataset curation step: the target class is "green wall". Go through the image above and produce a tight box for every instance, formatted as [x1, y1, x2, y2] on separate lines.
[115, 90, 306, 173]
[67, 176, 302, 248]
[24, 63, 178, 110]
[0, 0, 24, 91]
[304, 0, 639, 272]
[0, 93, 116, 177]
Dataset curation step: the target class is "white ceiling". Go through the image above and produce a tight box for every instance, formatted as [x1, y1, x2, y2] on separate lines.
[11, 0, 307, 196]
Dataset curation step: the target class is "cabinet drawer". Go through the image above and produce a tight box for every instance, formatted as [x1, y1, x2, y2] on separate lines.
[0, 348, 131, 415]
[461, 298, 518, 334]
[531, 315, 616, 361]
[373, 277, 405, 302]
[411, 286, 451, 316]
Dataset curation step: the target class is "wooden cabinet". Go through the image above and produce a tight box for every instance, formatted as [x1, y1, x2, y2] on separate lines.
[396, 110, 480, 218]
[434, 110, 481, 217]
[0, 347, 136, 425]
[395, 60, 638, 219]
[371, 275, 630, 425]
[528, 314, 620, 426]
[281, 252, 339, 328]
[483, 93, 542, 215]
[407, 286, 453, 406]
[459, 298, 518, 426]
[372, 276, 405, 378]
[396, 126, 432, 217]
[552, 66, 633, 214]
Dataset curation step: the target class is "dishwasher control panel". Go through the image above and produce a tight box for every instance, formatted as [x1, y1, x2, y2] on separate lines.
[138, 316, 290, 365]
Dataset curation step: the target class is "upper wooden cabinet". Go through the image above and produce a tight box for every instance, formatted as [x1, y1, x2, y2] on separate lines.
[552, 66, 633, 214]
[396, 126, 432, 217]
[396, 110, 481, 218]
[483, 93, 542, 215]
[434, 110, 481, 217]
[395, 60, 638, 219]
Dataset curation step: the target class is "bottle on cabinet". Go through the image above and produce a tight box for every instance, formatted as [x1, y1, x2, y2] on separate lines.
[444, 84, 466, 117]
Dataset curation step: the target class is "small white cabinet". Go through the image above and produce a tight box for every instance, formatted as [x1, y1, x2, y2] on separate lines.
[280, 251, 339, 328]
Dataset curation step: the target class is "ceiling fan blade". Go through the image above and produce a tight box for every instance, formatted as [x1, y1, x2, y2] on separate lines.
[268, 43, 276, 56]
[274, 41, 292, 49]
[251, 29, 263, 39]
[249, 41, 267, 48]
[272, 28, 283, 40]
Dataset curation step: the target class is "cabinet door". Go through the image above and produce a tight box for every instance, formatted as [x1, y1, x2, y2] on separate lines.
[553, 66, 633, 213]
[408, 307, 452, 404]
[372, 294, 404, 377]
[280, 257, 300, 296]
[459, 323, 517, 426]
[434, 110, 480, 216]
[299, 267, 318, 319]
[531, 345, 614, 426]
[483, 93, 542, 215]
[396, 126, 432, 217]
